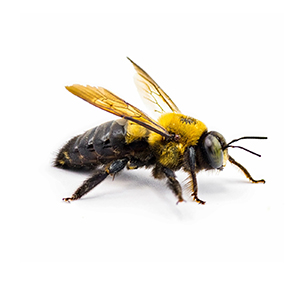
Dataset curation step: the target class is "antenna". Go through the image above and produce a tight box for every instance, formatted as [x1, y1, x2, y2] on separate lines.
[223, 136, 267, 157]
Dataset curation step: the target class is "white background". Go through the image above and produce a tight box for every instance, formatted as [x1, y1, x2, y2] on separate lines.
[3, 3, 299, 299]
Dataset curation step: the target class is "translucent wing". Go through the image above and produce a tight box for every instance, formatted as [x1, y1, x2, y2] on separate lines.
[127, 57, 181, 114]
[65, 84, 172, 138]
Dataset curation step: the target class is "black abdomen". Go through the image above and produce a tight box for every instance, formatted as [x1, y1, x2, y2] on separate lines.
[55, 119, 136, 170]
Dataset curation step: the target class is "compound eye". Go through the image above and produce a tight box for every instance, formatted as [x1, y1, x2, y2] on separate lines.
[204, 134, 223, 169]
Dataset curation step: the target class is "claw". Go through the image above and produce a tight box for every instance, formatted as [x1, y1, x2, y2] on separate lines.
[191, 193, 206, 205]
[62, 197, 74, 203]
[176, 198, 186, 205]
[195, 199, 206, 205]
[252, 179, 265, 184]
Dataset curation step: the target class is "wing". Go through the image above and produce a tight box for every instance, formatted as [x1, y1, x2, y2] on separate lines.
[127, 57, 181, 114]
[65, 84, 172, 138]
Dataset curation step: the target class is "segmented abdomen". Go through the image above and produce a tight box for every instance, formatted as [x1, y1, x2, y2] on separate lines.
[54, 119, 129, 170]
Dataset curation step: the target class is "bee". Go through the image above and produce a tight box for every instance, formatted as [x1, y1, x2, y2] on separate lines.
[54, 58, 267, 204]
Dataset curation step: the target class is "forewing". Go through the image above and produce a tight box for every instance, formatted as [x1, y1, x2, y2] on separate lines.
[127, 57, 181, 114]
[65, 84, 171, 138]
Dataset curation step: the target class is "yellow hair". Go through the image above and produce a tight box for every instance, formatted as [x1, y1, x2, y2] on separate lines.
[125, 121, 149, 144]
[148, 113, 207, 168]
[124, 113, 207, 169]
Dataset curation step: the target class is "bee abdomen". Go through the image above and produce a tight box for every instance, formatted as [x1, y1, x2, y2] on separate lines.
[54, 135, 96, 170]
[54, 120, 128, 170]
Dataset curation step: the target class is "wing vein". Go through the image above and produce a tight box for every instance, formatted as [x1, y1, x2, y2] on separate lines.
[65, 84, 172, 138]
[128, 57, 181, 114]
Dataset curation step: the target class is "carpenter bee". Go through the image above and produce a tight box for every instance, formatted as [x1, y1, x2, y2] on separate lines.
[54, 58, 267, 204]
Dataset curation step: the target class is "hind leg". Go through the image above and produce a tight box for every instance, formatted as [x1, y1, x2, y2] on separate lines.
[63, 158, 129, 202]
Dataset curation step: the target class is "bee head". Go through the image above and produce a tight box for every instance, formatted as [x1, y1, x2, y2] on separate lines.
[199, 133, 268, 170]
[201, 131, 227, 170]
[200, 131, 267, 170]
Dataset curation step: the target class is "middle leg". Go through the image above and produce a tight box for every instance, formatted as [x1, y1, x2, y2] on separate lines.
[152, 164, 185, 204]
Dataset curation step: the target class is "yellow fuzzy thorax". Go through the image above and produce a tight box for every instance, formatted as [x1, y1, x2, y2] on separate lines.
[125, 121, 149, 144]
[148, 113, 207, 168]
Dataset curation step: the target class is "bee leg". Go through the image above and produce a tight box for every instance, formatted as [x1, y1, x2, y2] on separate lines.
[163, 168, 186, 204]
[188, 172, 205, 205]
[62, 158, 129, 202]
[228, 155, 266, 184]
[152, 165, 185, 204]
[186, 147, 205, 205]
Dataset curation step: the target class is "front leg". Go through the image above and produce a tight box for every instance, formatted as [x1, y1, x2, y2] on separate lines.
[186, 147, 205, 205]
[228, 155, 266, 183]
